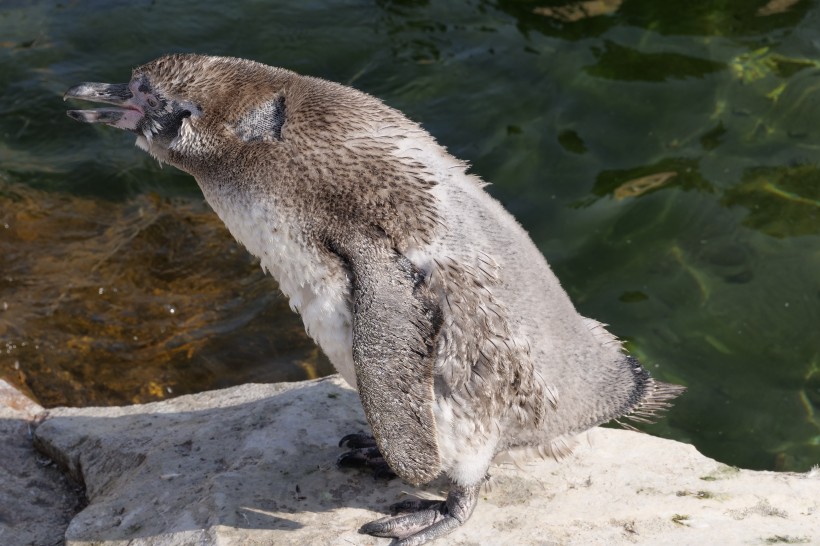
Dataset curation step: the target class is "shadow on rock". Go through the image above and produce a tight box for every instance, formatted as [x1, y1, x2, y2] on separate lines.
[30, 376, 421, 545]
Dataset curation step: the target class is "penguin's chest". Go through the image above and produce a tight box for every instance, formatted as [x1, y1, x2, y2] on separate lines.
[206, 194, 357, 388]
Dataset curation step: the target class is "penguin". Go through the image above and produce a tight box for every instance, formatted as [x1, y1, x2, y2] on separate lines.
[65, 54, 685, 545]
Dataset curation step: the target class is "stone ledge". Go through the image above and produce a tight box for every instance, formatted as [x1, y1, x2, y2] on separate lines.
[0, 380, 84, 546]
[4, 376, 817, 545]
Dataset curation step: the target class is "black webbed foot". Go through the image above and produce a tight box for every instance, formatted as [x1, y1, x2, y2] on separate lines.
[337, 433, 397, 480]
[360, 482, 480, 546]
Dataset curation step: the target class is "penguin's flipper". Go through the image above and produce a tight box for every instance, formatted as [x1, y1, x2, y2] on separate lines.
[339, 236, 442, 486]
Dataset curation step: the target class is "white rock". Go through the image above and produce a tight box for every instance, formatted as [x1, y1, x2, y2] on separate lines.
[26, 376, 820, 545]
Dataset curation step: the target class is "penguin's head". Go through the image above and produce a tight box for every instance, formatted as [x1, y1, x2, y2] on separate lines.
[65, 54, 290, 168]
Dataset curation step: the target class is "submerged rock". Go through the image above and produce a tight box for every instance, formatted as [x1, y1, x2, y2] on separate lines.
[0, 182, 329, 409]
[19, 375, 817, 545]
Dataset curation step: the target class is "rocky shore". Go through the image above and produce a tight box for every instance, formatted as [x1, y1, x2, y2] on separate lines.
[1, 376, 817, 545]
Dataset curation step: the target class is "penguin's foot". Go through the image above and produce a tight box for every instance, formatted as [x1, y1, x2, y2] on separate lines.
[338, 433, 397, 480]
[339, 432, 378, 449]
[360, 482, 480, 546]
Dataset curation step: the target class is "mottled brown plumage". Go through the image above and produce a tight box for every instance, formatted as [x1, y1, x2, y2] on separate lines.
[66, 54, 685, 545]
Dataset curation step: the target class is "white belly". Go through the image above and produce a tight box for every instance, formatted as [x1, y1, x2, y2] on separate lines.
[200, 189, 358, 389]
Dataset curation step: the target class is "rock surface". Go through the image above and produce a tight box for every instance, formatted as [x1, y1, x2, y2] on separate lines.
[3, 375, 817, 545]
[0, 380, 83, 546]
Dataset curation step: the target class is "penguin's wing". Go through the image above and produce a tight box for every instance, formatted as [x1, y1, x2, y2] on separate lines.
[338, 235, 442, 486]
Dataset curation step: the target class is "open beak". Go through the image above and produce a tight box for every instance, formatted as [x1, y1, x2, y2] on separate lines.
[64, 82, 144, 131]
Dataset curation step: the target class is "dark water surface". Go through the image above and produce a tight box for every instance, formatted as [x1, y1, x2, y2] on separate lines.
[0, 1, 817, 471]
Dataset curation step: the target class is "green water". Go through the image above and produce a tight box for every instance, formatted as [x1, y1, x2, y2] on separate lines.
[0, 0, 818, 472]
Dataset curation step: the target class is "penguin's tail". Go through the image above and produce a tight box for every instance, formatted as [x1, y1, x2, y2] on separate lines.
[618, 356, 686, 429]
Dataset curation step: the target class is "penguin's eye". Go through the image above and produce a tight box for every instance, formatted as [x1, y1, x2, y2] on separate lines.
[146, 96, 159, 108]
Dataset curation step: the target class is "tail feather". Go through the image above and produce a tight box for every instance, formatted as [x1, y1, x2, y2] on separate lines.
[623, 356, 686, 425]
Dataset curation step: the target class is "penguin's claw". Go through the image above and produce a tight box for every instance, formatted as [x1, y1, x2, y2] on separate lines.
[337, 441, 397, 480]
[360, 482, 480, 546]
[338, 432, 378, 449]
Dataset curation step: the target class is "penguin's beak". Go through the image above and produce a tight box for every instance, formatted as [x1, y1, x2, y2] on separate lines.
[64, 82, 144, 131]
